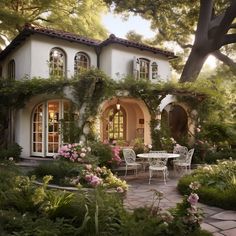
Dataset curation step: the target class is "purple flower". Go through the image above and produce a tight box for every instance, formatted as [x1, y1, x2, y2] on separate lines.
[187, 193, 199, 205]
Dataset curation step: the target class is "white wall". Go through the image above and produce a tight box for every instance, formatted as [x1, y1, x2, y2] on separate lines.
[99, 46, 112, 76]
[30, 35, 97, 78]
[1, 38, 31, 80]
[100, 44, 171, 82]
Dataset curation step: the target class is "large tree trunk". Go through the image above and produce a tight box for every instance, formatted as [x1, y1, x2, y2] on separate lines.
[179, 47, 208, 82]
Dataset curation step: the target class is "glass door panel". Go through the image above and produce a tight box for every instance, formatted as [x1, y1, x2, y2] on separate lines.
[47, 101, 60, 156]
[32, 104, 44, 155]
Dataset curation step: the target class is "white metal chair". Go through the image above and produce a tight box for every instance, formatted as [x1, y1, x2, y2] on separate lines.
[173, 145, 188, 174]
[174, 148, 195, 175]
[123, 148, 141, 176]
[148, 156, 168, 184]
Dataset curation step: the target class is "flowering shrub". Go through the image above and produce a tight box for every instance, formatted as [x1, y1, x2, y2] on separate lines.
[75, 164, 128, 192]
[110, 145, 122, 166]
[160, 136, 176, 152]
[130, 183, 204, 235]
[172, 181, 203, 232]
[57, 142, 91, 163]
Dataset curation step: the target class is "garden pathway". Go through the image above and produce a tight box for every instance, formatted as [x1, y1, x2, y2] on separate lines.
[121, 171, 236, 236]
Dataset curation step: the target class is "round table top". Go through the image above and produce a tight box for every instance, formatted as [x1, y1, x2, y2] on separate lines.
[137, 152, 180, 159]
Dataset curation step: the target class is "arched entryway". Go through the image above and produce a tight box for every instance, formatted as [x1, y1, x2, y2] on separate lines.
[161, 104, 188, 141]
[31, 100, 71, 157]
[100, 98, 151, 145]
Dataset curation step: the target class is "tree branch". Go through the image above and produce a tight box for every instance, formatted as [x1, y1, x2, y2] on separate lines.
[195, 0, 214, 43]
[212, 50, 236, 74]
[213, 1, 236, 48]
[230, 23, 236, 29]
[221, 34, 236, 46]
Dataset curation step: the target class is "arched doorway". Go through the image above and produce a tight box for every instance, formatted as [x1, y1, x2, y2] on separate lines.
[31, 100, 71, 157]
[162, 104, 188, 141]
[100, 98, 151, 145]
[103, 106, 127, 142]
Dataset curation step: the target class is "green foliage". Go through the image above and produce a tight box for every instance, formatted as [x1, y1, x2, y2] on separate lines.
[30, 159, 83, 185]
[0, 142, 22, 161]
[178, 160, 236, 210]
[0, 0, 108, 49]
[105, 0, 236, 82]
[72, 69, 115, 115]
[89, 141, 113, 167]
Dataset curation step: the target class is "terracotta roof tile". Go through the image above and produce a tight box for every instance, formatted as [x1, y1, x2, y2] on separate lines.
[100, 34, 177, 59]
[0, 24, 177, 60]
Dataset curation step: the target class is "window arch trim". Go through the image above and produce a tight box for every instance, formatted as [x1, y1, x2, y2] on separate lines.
[74, 51, 90, 75]
[49, 47, 67, 77]
[139, 58, 150, 80]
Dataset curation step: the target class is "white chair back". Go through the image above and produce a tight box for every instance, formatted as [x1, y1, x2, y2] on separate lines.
[148, 158, 168, 167]
[185, 148, 195, 164]
[123, 148, 136, 164]
[173, 145, 188, 161]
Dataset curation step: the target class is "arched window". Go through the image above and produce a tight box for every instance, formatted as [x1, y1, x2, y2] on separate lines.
[49, 48, 66, 77]
[108, 107, 126, 141]
[151, 62, 158, 79]
[74, 52, 90, 75]
[139, 58, 149, 80]
[7, 59, 15, 80]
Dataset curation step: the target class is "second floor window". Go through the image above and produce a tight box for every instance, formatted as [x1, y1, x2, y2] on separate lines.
[8, 59, 15, 80]
[74, 52, 90, 75]
[49, 48, 66, 77]
[151, 62, 158, 79]
[139, 58, 149, 80]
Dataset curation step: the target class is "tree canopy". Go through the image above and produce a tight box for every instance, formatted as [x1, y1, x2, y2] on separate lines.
[104, 0, 236, 82]
[0, 0, 108, 50]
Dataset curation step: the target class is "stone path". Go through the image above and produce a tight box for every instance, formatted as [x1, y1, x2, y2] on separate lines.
[121, 171, 236, 236]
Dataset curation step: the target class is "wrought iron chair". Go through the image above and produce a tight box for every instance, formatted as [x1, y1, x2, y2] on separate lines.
[174, 148, 195, 175]
[148, 155, 168, 184]
[173, 145, 188, 175]
[123, 148, 141, 176]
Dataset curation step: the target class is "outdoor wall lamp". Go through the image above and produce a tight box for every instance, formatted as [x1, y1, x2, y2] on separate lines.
[116, 98, 121, 110]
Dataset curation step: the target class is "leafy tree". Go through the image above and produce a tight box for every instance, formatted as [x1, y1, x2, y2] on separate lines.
[104, 0, 236, 82]
[0, 0, 108, 49]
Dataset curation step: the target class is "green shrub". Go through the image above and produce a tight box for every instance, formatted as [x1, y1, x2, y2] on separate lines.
[178, 160, 236, 210]
[31, 159, 83, 185]
[0, 143, 22, 161]
[89, 141, 113, 167]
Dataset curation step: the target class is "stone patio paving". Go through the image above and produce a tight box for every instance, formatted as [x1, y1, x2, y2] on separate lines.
[120, 171, 236, 236]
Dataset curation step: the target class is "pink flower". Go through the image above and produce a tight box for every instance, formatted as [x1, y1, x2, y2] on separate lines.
[187, 193, 199, 205]
[90, 175, 102, 187]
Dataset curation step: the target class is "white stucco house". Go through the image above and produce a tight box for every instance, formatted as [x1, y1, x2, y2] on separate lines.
[0, 24, 189, 157]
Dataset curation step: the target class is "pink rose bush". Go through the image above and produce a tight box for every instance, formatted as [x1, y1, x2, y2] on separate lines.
[57, 143, 91, 163]
[148, 182, 203, 233]
[111, 146, 122, 166]
[78, 164, 128, 192]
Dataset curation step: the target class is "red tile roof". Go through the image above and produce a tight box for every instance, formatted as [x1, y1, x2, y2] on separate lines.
[0, 24, 177, 60]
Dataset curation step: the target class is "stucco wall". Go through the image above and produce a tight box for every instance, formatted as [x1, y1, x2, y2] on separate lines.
[30, 35, 97, 78]
[1, 38, 31, 80]
[99, 44, 171, 82]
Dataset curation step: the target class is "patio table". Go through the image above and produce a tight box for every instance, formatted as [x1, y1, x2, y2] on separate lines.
[137, 152, 180, 181]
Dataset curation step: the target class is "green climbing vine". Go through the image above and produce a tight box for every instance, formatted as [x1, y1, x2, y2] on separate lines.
[0, 69, 219, 149]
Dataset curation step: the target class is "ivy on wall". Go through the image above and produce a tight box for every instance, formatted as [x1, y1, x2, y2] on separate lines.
[0, 69, 215, 149]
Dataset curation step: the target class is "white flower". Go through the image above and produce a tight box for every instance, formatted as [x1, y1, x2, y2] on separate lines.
[9, 157, 14, 161]
[80, 152, 86, 158]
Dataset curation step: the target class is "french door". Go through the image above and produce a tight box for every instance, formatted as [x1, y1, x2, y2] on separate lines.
[32, 100, 70, 157]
